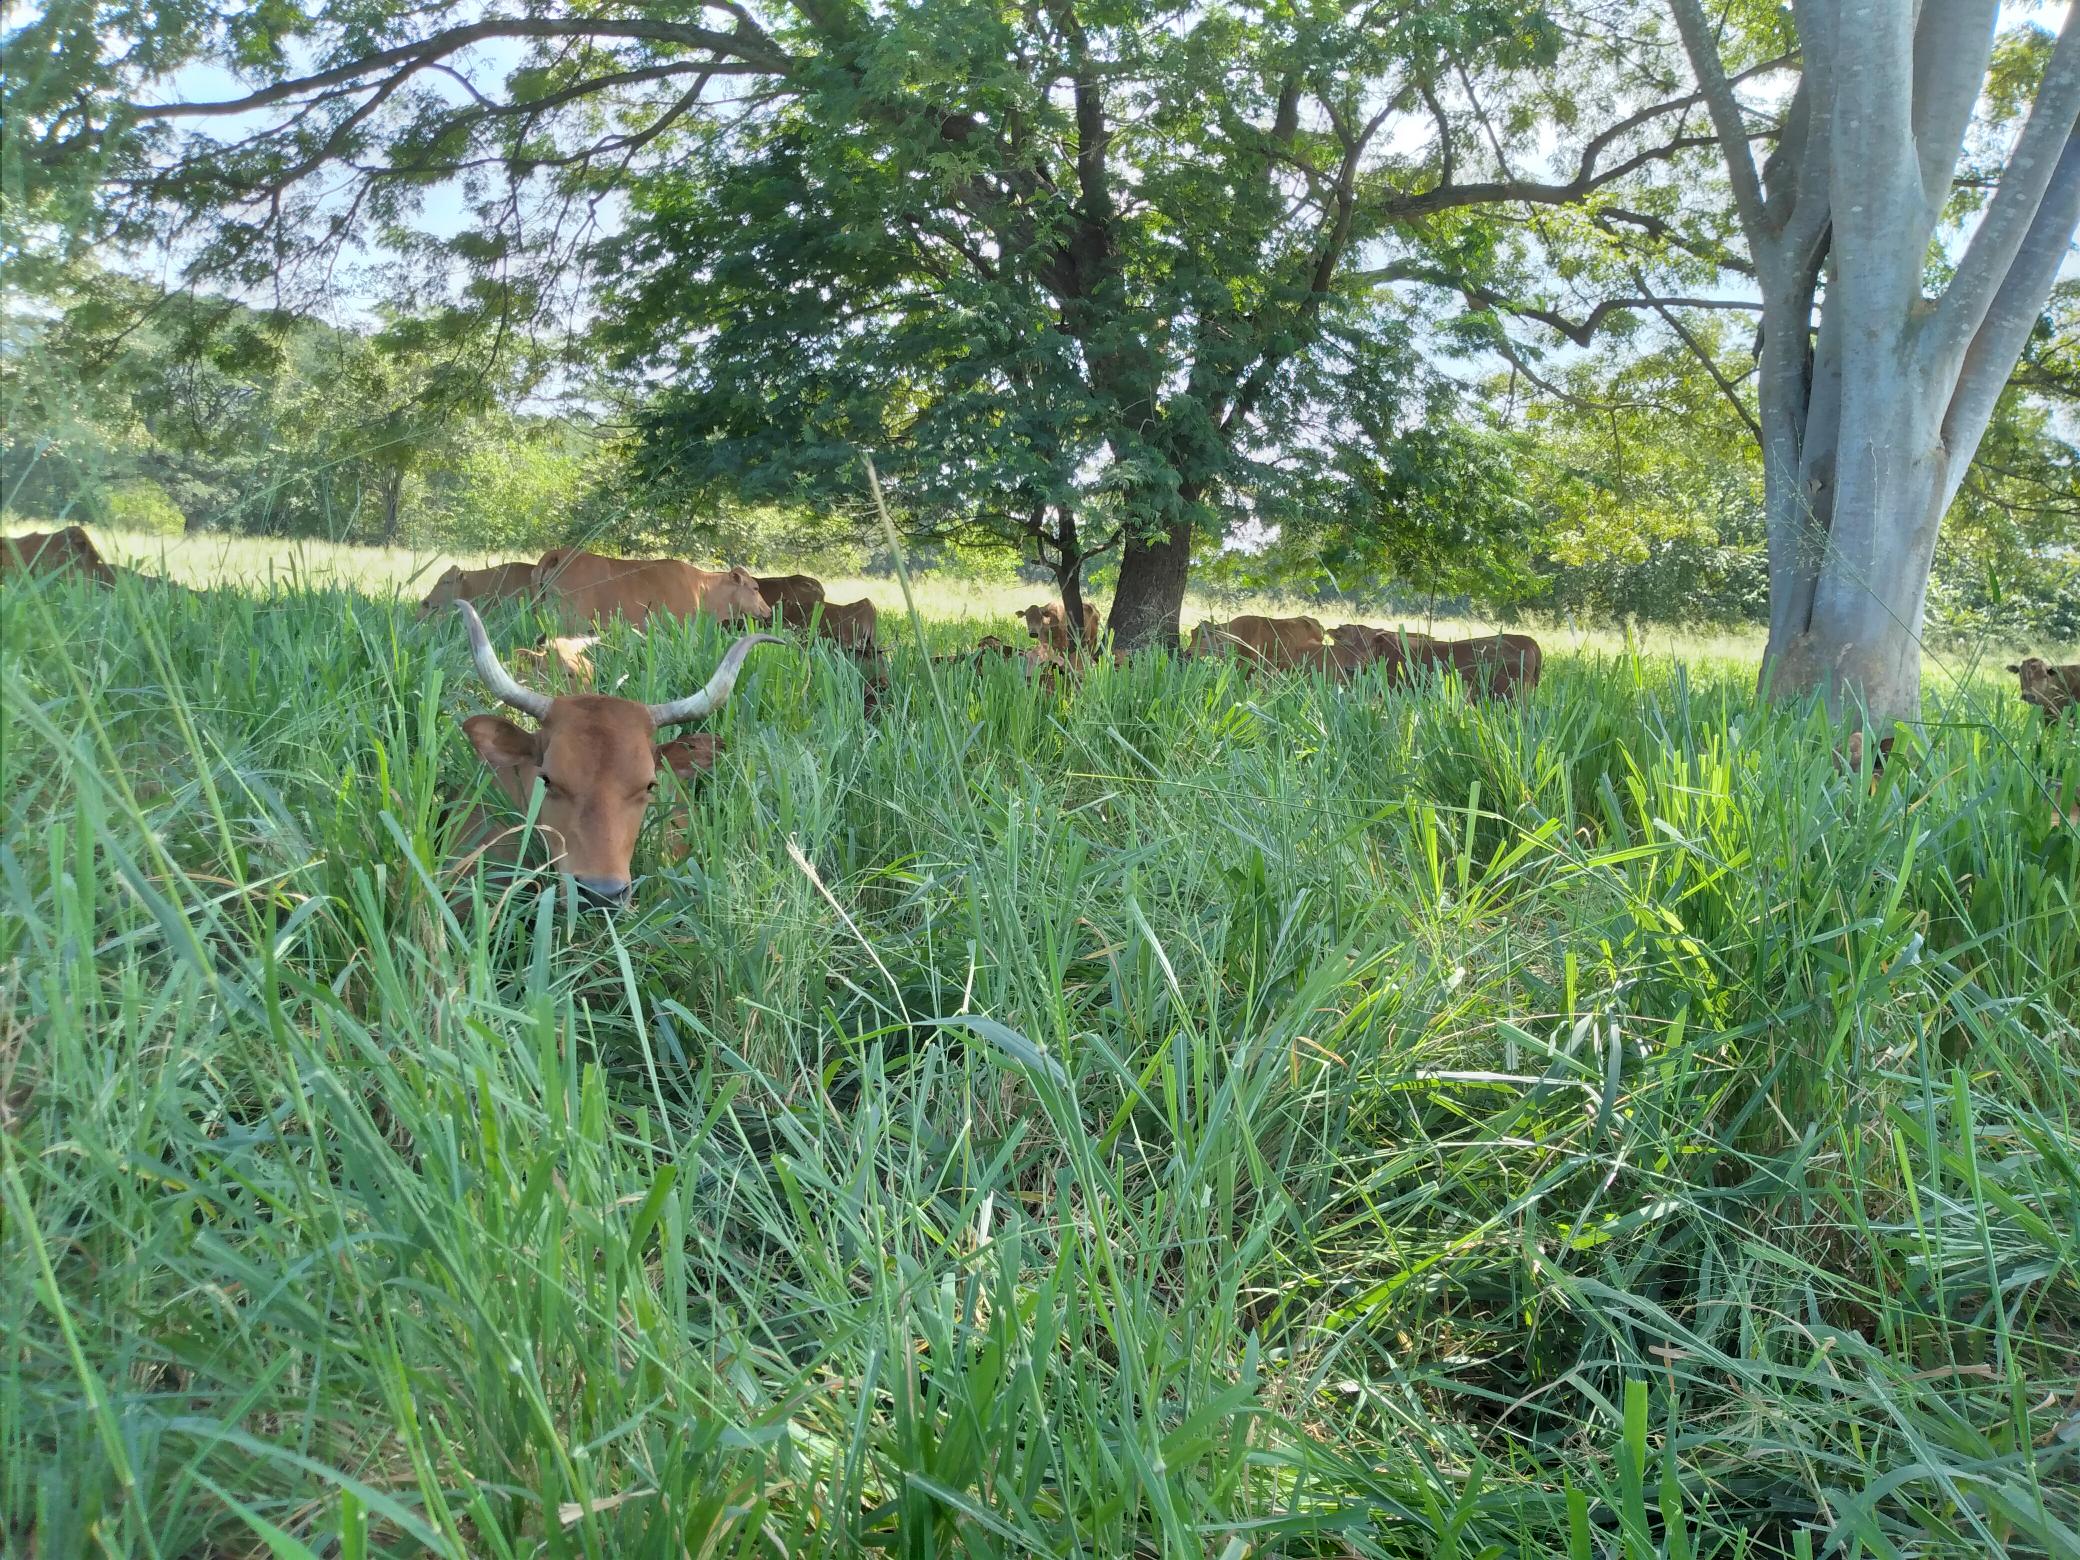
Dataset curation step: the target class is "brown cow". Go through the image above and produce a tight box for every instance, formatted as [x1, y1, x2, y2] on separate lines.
[2007, 657, 2080, 723]
[812, 597, 879, 653]
[1325, 624, 1436, 674]
[1187, 614, 1326, 671]
[533, 549, 771, 630]
[452, 601, 781, 908]
[509, 634, 601, 691]
[1378, 632, 1543, 700]
[1021, 601, 1102, 653]
[1833, 730, 1899, 790]
[756, 574, 827, 628]
[1, 526, 116, 585]
[418, 561, 536, 618]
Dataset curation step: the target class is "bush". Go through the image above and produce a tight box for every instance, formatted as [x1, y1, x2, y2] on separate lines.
[101, 477, 186, 535]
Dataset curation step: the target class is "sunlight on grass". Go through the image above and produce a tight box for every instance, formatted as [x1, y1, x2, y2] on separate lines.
[3, 553, 2073, 1556]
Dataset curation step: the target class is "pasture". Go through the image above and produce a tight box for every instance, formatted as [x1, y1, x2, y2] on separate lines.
[2, 554, 2077, 1558]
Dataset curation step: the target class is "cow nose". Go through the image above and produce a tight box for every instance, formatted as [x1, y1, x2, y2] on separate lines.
[573, 874, 633, 910]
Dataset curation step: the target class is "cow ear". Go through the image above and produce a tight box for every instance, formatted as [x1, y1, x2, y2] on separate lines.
[462, 714, 537, 772]
[657, 733, 722, 781]
[2005, 664, 2020, 673]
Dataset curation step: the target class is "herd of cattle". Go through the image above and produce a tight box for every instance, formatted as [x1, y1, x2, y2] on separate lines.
[7, 524, 2079, 720]
[417, 549, 1553, 698]
[6, 523, 2078, 909]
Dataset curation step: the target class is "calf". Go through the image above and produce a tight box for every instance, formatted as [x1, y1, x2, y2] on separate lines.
[1021, 600, 1102, 653]
[2007, 657, 2080, 724]
[509, 634, 601, 691]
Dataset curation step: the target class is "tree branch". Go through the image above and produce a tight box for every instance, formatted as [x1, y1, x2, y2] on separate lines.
[1927, 14, 2080, 373]
[1941, 127, 2080, 507]
[1667, 0, 1774, 252]
[1636, 275, 1765, 442]
[121, 16, 787, 120]
[1910, 1, 2001, 225]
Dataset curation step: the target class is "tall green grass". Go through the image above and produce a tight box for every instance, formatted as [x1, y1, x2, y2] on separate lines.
[3, 566, 2076, 1557]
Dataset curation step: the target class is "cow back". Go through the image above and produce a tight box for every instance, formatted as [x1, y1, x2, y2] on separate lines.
[535, 550, 769, 628]
[756, 574, 826, 615]
[816, 597, 879, 651]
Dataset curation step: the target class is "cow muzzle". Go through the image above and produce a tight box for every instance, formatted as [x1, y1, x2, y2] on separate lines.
[573, 873, 634, 911]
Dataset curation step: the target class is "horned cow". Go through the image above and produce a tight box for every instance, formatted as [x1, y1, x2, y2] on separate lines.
[452, 601, 781, 908]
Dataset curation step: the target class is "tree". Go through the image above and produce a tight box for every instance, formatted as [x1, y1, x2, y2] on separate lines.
[14, 0, 1789, 645]
[1667, 1, 2080, 722]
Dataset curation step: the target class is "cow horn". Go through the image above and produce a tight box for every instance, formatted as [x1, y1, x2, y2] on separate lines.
[648, 634, 786, 727]
[455, 601, 552, 720]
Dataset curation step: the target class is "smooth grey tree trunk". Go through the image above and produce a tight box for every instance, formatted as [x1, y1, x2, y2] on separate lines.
[1673, 0, 2080, 727]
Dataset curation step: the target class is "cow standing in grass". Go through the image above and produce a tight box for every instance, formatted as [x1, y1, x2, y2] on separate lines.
[1187, 615, 1325, 671]
[417, 561, 536, 618]
[1022, 601, 1101, 655]
[1377, 632, 1543, 701]
[756, 574, 827, 629]
[1, 526, 117, 585]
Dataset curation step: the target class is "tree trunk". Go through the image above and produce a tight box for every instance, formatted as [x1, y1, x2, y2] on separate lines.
[1672, 0, 2080, 729]
[1054, 503, 1088, 649]
[1108, 517, 1192, 651]
[379, 467, 405, 546]
[1764, 398, 1949, 725]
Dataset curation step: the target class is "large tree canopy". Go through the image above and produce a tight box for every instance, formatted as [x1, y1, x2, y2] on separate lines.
[7, 0, 1772, 643]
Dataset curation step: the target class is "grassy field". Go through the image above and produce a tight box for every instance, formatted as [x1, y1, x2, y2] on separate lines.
[2, 546, 2077, 1557]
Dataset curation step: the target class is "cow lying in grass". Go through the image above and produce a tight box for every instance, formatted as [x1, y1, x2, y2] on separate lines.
[448, 601, 781, 909]
[2, 526, 117, 585]
[2008, 657, 2080, 724]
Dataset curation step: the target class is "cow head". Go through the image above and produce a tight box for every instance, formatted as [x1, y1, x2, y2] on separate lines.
[2007, 657, 2049, 686]
[719, 566, 775, 622]
[454, 601, 781, 909]
[418, 566, 468, 618]
[1021, 603, 1062, 642]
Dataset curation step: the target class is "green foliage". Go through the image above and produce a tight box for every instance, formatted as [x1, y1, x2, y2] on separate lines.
[579, 0, 1562, 609]
[0, 263, 615, 553]
[100, 476, 184, 534]
[3, 566, 2076, 1555]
